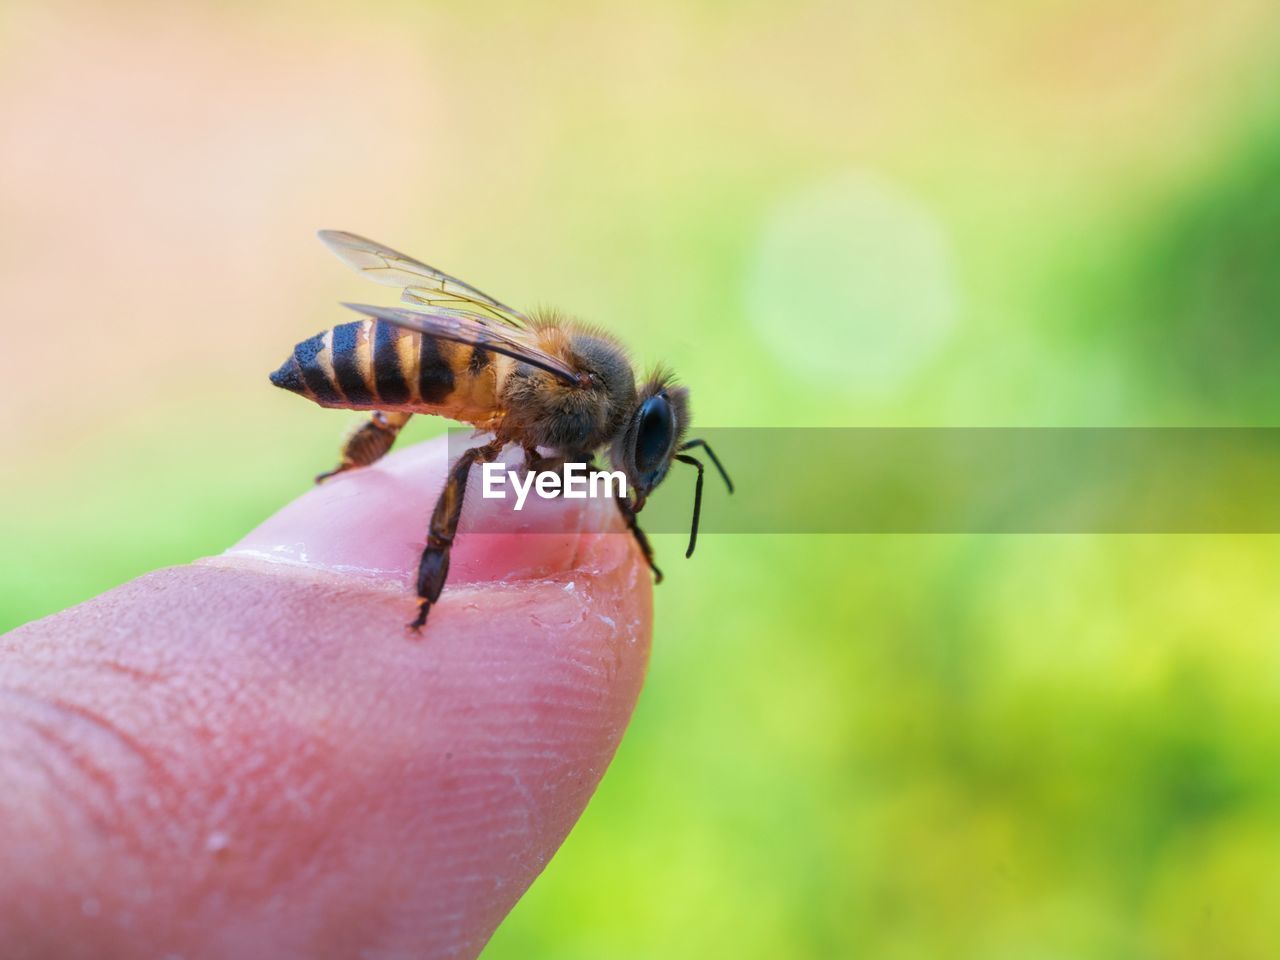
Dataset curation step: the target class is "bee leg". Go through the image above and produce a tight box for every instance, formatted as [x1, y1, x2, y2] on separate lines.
[521, 445, 569, 482]
[615, 495, 663, 584]
[316, 411, 413, 483]
[410, 439, 506, 631]
[517, 450, 663, 582]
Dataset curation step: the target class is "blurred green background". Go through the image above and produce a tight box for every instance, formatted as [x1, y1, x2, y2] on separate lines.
[4, 1, 1280, 956]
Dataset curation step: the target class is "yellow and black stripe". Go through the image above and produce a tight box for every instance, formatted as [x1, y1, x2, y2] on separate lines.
[270, 318, 496, 415]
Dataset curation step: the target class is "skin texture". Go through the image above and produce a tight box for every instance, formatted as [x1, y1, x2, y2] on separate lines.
[0, 435, 652, 960]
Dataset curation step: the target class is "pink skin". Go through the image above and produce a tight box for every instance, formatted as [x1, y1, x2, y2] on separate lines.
[0, 435, 652, 960]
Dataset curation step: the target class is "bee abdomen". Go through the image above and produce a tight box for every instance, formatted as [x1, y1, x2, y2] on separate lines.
[374, 318, 457, 405]
[331, 320, 375, 405]
[270, 330, 343, 405]
[372, 318, 411, 404]
[417, 334, 455, 403]
[270, 318, 476, 411]
[269, 321, 374, 407]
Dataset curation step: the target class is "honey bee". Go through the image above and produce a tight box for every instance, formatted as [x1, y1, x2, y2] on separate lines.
[270, 231, 732, 629]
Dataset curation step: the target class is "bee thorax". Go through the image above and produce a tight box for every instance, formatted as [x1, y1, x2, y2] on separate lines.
[500, 333, 637, 451]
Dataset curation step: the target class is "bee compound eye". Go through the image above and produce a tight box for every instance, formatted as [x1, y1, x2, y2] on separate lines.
[633, 394, 674, 476]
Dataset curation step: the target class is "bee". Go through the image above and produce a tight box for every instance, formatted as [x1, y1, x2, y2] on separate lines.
[270, 231, 732, 630]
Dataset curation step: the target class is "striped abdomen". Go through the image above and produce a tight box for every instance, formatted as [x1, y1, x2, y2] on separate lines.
[269, 318, 500, 424]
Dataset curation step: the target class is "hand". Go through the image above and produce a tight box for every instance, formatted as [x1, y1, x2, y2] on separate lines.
[0, 434, 651, 959]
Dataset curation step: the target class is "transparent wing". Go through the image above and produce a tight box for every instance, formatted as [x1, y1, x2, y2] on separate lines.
[319, 230, 530, 326]
[342, 302, 582, 385]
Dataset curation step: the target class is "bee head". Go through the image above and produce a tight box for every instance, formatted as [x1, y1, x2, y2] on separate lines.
[612, 371, 689, 507]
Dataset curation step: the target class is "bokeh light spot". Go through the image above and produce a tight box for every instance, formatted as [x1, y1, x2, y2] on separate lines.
[746, 172, 960, 399]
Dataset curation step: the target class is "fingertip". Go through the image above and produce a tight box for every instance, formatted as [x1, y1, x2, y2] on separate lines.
[0, 541, 654, 959]
[1, 433, 656, 958]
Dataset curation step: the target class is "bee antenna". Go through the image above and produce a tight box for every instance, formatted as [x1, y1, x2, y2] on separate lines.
[679, 439, 733, 493]
[675, 453, 705, 558]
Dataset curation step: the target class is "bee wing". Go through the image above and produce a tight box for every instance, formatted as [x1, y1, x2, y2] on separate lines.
[343, 302, 582, 385]
[319, 230, 530, 326]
